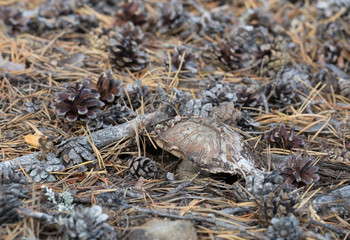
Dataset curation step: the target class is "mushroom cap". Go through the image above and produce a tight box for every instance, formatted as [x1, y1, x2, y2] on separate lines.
[154, 117, 258, 176]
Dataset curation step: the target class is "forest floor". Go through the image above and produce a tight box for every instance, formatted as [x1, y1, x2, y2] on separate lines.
[1, 0, 350, 239]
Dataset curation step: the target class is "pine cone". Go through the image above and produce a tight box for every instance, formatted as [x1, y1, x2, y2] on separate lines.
[265, 123, 304, 150]
[128, 156, 157, 179]
[153, 85, 191, 116]
[0, 6, 28, 35]
[209, 102, 241, 125]
[255, 40, 290, 76]
[318, 40, 342, 65]
[89, 104, 136, 129]
[245, 171, 290, 197]
[53, 79, 105, 122]
[57, 137, 95, 166]
[211, 41, 248, 70]
[280, 154, 320, 188]
[24, 98, 41, 113]
[234, 84, 263, 108]
[61, 205, 116, 240]
[25, 153, 65, 182]
[183, 99, 213, 117]
[339, 77, 350, 98]
[113, 1, 147, 26]
[123, 79, 150, 108]
[265, 81, 295, 106]
[259, 190, 297, 226]
[95, 70, 122, 103]
[87, 24, 110, 51]
[108, 22, 149, 71]
[0, 183, 29, 225]
[38, 0, 75, 18]
[0, 165, 28, 184]
[312, 68, 340, 94]
[95, 191, 125, 207]
[165, 46, 198, 78]
[266, 65, 312, 105]
[267, 215, 302, 240]
[327, 148, 350, 162]
[201, 83, 237, 104]
[156, 0, 188, 35]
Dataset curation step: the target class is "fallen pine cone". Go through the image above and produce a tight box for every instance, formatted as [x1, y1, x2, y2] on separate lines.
[280, 154, 320, 188]
[128, 156, 157, 179]
[265, 123, 304, 150]
[53, 79, 105, 122]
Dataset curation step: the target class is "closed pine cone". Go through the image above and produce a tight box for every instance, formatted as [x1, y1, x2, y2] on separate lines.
[128, 156, 157, 179]
[108, 22, 149, 71]
[0, 165, 28, 184]
[0, 183, 29, 225]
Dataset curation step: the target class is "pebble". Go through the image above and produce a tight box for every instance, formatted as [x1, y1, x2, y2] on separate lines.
[128, 219, 198, 240]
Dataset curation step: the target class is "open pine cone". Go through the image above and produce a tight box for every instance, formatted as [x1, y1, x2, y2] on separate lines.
[265, 123, 304, 150]
[60, 205, 116, 239]
[280, 154, 320, 188]
[113, 1, 147, 26]
[234, 84, 263, 108]
[266, 65, 312, 105]
[87, 24, 110, 51]
[0, 6, 28, 35]
[122, 79, 150, 109]
[255, 40, 290, 77]
[267, 215, 302, 240]
[128, 156, 157, 179]
[259, 190, 297, 226]
[53, 80, 105, 122]
[156, 0, 188, 35]
[211, 40, 250, 70]
[89, 103, 136, 129]
[108, 22, 149, 71]
[95, 70, 122, 103]
[164, 46, 198, 78]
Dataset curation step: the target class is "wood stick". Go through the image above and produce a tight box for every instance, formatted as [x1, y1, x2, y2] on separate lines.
[0, 111, 168, 169]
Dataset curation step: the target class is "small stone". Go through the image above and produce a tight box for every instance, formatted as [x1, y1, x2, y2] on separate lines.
[166, 172, 175, 181]
[128, 219, 198, 240]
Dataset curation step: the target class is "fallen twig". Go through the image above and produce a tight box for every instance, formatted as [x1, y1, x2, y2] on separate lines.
[18, 207, 55, 223]
[309, 218, 348, 235]
[0, 111, 168, 169]
[133, 206, 264, 238]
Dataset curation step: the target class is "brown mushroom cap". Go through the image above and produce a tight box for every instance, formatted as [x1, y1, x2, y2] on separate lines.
[154, 117, 258, 176]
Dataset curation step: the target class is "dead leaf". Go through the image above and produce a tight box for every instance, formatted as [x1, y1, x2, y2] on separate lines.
[23, 134, 42, 148]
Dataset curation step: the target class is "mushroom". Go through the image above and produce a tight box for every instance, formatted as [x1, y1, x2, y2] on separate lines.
[154, 117, 260, 178]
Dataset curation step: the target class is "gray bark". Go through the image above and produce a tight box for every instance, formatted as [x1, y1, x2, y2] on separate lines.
[0, 111, 168, 169]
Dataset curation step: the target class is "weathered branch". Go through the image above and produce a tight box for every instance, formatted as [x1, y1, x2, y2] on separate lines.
[0, 111, 168, 169]
[133, 206, 264, 238]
